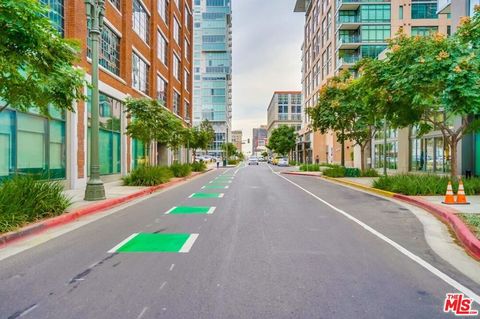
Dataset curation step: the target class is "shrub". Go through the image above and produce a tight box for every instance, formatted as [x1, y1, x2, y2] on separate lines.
[345, 168, 361, 177]
[361, 168, 380, 177]
[460, 214, 480, 239]
[299, 164, 320, 172]
[190, 161, 207, 172]
[169, 163, 192, 178]
[372, 174, 480, 196]
[123, 165, 173, 186]
[0, 175, 71, 233]
[228, 159, 239, 165]
[323, 166, 346, 177]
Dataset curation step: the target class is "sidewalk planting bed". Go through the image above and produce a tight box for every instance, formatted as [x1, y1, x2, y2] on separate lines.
[460, 214, 480, 239]
[373, 174, 480, 196]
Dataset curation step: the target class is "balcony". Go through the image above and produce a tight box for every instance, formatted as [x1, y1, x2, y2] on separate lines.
[437, 0, 451, 14]
[336, 55, 360, 70]
[336, 34, 361, 49]
[336, 0, 390, 11]
[337, 14, 361, 30]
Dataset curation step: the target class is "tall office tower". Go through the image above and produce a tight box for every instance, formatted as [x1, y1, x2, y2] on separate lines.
[193, 0, 233, 157]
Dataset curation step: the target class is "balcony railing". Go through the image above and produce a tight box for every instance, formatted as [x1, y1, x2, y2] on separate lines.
[337, 55, 361, 69]
[337, 15, 361, 24]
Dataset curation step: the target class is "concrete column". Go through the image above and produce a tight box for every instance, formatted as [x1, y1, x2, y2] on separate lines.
[397, 128, 410, 173]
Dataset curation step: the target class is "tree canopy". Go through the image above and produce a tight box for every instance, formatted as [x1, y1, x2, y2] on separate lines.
[0, 0, 85, 115]
[267, 125, 297, 156]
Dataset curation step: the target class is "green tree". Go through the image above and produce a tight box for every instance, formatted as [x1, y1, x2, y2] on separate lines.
[261, 151, 268, 158]
[125, 98, 183, 165]
[267, 125, 297, 157]
[185, 120, 215, 161]
[221, 142, 237, 160]
[0, 0, 85, 115]
[376, 13, 480, 178]
[307, 72, 353, 166]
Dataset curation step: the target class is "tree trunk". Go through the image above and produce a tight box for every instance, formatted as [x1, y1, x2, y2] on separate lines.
[449, 137, 459, 180]
[0, 103, 10, 113]
[360, 144, 366, 171]
[192, 149, 197, 162]
[341, 137, 345, 167]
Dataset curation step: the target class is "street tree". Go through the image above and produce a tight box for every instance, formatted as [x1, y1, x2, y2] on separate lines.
[0, 0, 85, 115]
[307, 72, 353, 166]
[185, 120, 215, 161]
[377, 12, 480, 178]
[221, 143, 237, 160]
[267, 125, 297, 157]
[125, 98, 183, 165]
[261, 151, 268, 158]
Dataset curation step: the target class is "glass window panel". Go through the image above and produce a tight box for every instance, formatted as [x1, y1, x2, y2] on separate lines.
[17, 114, 46, 170]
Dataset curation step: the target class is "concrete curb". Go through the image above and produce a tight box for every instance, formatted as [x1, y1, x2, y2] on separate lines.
[322, 176, 395, 198]
[281, 171, 322, 177]
[321, 176, 480, 261]
[394, 194, 480, 261]
[0, 169, 213, 248]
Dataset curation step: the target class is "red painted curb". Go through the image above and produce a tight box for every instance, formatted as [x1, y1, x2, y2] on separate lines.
[0, 170, 211, 249]
[394, 194, 480, 260]
[281, 171, 321, 177]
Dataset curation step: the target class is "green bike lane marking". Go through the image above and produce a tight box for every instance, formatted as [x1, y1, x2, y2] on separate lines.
[202, 185, 229, 189]
[209, 180, 232, 184]
[164, 206, 216, 215]
[189, 193, 224, 198]
[108, 233, 199, 253]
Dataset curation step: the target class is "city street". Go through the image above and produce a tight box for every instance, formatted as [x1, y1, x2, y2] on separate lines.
[1, 163, 479, 319]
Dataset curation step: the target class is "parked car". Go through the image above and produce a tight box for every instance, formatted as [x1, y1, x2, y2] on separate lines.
[248, 156, 259, 165]
[278, 158, 289, 167]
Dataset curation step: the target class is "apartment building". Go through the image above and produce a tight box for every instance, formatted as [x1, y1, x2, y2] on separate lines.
[231, 130, 243, 154]
[192, 0, 233, 157]
[252, 126, 268, 155]
[295, 0, 450, 168]
[0, 0, 193, 189]
[267, 92, 302, 158]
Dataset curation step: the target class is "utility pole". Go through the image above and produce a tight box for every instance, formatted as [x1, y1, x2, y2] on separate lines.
[383, 118, 388, 176]
[84, 0, 106, 201]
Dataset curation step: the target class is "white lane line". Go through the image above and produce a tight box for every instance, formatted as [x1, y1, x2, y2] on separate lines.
[201, 186, 206, 189]
[218, 193, 225, 198]
[179, 233, 199, 253]
[159, 281, 167, 291]
[136, 307, 148, 319]
[108, 233, 139, 253]
[169, 263, 175, 271]
[17, 304, 39, 317]
[210, 180, 232, 184]
[207, 207, 217, 214]
[188, 193, 195, 198]
[274, 172, 480, 304]
[164, 207, 177, 215]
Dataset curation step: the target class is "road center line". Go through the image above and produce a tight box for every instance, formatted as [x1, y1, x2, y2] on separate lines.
[272, 168, 480, 304]
[136, 307, 148, 319]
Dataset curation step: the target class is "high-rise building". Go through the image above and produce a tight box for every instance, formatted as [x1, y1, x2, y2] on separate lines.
[231, 130, 243, 154]
[252, 126, 268, 155]
[294, 0, 450, 167]
[266, 92, 302, 136]
[193, 0, 232, 157]
[439, 0, 479, 31]
[1, 0, 193, 189]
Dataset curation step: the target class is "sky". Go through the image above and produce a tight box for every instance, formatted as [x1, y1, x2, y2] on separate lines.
[231, 0, 305, 154]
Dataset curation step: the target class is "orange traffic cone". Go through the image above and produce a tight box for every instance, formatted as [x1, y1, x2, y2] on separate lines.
[442, 181, 455, 204]
[456, 179, 470, 205]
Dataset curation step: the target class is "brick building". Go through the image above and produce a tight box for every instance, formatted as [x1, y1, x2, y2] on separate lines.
[0, 0, 193, 189]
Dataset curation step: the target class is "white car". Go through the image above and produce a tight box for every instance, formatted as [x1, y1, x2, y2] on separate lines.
[248, 156, 259, 165]
[277, 158, 289, 167]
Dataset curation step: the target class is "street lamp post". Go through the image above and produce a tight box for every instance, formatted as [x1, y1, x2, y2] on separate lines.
[84, 0, 106, 201]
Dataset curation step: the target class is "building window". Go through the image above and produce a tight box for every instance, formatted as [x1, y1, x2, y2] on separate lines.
[360, 4, 391, 23]
[411, 3, 438, 19]
[174, 17, 181, 44]
[410, 137, 450, 173]
[184, 69, 190, 90]
[157, 75, 168, 104]
[184, 100, 190, 120]
[361, 25, 391, 43]
[173, 91, 181, 115]
[411, 26, 438, 37]
[109, 0, 121, 10]
[40, 0, 65, 36]
[87, 24, 121, 76]
[157, 31, 168, 66]
[173, 54, 181, 80]
[87, 91, 122, 175]
[158, 0, 169, 24]
[0, 108, 66, 180]
[132, 139, 145, 168]
[132, 52, 150, 94]
[184, 38, 190, 61]
[133, 0, 149, 43]
[399, 5, 403, 19]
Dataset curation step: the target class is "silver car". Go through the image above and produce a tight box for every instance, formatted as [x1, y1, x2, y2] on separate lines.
[248, 156, 259, 165]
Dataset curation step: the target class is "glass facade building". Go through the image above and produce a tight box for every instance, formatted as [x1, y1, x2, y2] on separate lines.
[193, 0, 232, 156]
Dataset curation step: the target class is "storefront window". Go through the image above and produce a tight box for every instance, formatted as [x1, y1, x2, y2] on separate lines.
[87, 90, 122, 175]
[133, 139, 145, 168]
[410, 135, 450, 173]
[0, 108, 66, 180]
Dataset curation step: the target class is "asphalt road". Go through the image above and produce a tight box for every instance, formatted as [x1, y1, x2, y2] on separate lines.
[1, 163, 479, 319]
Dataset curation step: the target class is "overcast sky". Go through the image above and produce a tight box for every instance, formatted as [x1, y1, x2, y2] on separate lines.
[231, 0, 305, 154]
